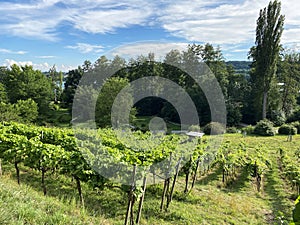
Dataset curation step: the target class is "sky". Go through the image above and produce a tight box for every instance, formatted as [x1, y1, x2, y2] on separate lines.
[0, 0, 299, 72]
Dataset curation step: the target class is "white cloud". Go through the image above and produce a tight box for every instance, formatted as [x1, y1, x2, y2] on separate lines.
[231, 49, 250, 53]
[69, 7, 152, 34]
[0, 0, 66, 41]
[0, 0, 155, 40]
[3, 59, 75, 72]
[0, 48, 27, 55]
[0, 0, 298, 51]
[3, 20, 59, 41]
[36, 55, 56, 59]
[59, 64, 77, 72]
[109, 42, 188, 60]
[158, 0, 300, 47]
[66, 43, 104, 54]
[4, 59, 33, 67]
[158, 0, 267, 44]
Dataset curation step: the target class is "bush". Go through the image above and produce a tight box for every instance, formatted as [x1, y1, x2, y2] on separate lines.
[226, 127, 239, 133]
[241, 125, 255, 135]
[203, 122, 225, 135]
[188, 125, 201, 132]
[254, 120, 275, 136]
[278, 124, 297, 135]
[291, 121, 300, 134]
[0, 98, 38, 123]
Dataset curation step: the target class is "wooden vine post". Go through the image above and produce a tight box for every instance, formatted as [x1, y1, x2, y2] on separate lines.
[136, 176, 147, 224]
[124, 165, 137, 225]
[74, 175, 84, 207]
[183, 157, 191, 194]
[160, 153, 172, 211]
[14, 158, 20, 185]
[191, 156, 201, 190]
[160, 178, 168, 211]
[166, 157, 182, 209]
[253, 161, 261, 192]
[185, 132, 204, 193]
[41, 167, 47, 195]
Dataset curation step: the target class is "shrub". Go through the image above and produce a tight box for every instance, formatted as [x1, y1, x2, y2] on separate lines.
[226, 127, 239, 133]
[0, 99, 38, 123]
[254, 120, 275, 136]
[203, 122, 225, 135]
[291, 121, 300, 134]
[241, 125, 255, 135]
[278, 124, 297, 135]
[188, 125, 201, 132]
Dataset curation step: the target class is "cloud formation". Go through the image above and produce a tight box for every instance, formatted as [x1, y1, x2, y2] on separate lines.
[66, 43, 104, 54]
[0, 0, 299, 52]
[36, 55, 56, 59]
[158, 0, 300, 47]
[3, 59, 75, 72]
[110, 42, 188, 60]
[0, 48, 27, 55]
[0, 0, 154, 41]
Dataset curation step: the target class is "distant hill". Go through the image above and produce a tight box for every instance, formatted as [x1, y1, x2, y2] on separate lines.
[226, 61, 252, 70]
[226, 61, 252, 76]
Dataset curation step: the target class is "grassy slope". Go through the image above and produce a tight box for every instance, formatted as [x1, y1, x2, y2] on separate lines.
[0, 134, 299, 225]
[132, 116, 181, 132]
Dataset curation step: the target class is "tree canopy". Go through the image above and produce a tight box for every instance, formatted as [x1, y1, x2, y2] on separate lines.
[249, 0, 285, 121]
[3, 65, 53, 113]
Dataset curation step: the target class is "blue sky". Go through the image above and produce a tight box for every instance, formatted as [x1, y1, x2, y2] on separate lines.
[0, 0, 299, 71]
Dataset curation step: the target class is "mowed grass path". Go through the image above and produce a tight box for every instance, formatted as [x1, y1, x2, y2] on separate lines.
[0, 134, 299, 224]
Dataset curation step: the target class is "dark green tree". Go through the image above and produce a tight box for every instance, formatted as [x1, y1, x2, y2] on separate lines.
[48, 65, 59, 103]
[82, 60, 92, 72]
[62, 67, 83, 108]
[0, 82, 8, 103]
[277, 52, 300, 117]
[0, 98, 38, 123]
[249, 0, 285, 120]
[4, 65, 53, 113]
[184, 44, 230, 125]
[95, 77, 135, 128]
[14, 98, 38, 123]
[124, 54, 165, 117]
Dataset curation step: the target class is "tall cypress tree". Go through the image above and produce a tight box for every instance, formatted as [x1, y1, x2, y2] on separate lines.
[249, 0, 285, 120]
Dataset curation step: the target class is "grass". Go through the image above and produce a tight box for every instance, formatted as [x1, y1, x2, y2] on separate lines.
[0, 174, 111, 225]
[132, 116, 181, 132]
[0, 133, 299, 224]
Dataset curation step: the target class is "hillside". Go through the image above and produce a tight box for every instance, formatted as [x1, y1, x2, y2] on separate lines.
[226, 61, 252, 70]
[0, 133, 299, 225]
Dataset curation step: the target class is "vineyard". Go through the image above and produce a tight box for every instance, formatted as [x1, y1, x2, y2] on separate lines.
[0, 122, 299, 224]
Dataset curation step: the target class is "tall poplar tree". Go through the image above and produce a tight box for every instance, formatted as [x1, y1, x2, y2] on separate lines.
[249, 0, 285, 120]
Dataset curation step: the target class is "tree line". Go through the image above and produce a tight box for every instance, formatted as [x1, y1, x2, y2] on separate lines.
[0, 0, 299, 128]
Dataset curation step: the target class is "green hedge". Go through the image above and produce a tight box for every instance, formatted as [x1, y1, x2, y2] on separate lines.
[278, 124, 297, 135]
[254, 120, 275, 136]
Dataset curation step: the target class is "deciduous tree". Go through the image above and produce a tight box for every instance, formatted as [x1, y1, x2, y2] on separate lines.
[249, 0, 285, 120]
